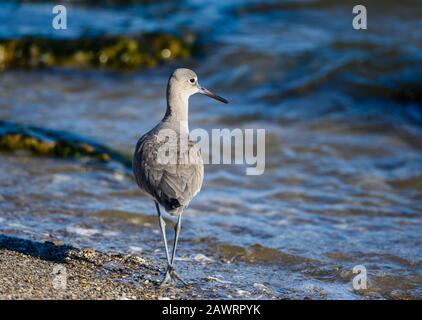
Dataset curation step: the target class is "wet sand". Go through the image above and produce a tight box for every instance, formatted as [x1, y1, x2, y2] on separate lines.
[0, 235, 203, 300]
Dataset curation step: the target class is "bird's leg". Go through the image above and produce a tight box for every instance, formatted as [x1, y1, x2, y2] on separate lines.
[155, 202, 173, 287]
[167, 213, 189, 287]
[170, 212, 182, 265]
[155, 204, 189, 288]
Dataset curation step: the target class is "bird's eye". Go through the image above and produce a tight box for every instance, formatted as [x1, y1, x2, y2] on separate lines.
[189, 78, 196, 84]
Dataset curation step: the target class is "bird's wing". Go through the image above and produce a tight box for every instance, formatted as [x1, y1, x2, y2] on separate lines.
[133, 132, 203, 211]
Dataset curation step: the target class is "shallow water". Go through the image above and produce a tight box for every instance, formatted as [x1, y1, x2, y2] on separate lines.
[0, 0, 422, 299]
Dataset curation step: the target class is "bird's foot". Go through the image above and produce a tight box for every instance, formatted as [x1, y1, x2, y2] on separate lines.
[159, 266, 190, 288]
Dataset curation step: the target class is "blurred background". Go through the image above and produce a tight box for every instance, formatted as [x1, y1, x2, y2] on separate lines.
[0, 0, 421, 299]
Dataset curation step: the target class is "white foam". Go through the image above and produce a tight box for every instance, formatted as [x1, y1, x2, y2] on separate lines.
[66, 226, 99, 236]
[194, 253, 215, 263]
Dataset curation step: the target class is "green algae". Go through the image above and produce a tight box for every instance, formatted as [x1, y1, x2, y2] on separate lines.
[0, 33, 196, 70]
[0, 120, 131, 167]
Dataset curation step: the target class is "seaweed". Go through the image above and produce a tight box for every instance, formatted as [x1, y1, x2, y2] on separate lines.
[0, 120, 131, 168]
[0, 33, 197, 70]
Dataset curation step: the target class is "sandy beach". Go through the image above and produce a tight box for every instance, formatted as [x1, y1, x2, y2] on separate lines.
[0, 235, 204, 300]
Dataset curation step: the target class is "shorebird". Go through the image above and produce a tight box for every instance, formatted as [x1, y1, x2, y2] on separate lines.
[133, 68, 228, 287]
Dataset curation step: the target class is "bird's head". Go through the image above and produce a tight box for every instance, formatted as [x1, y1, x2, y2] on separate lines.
[167, 68, 228, 104]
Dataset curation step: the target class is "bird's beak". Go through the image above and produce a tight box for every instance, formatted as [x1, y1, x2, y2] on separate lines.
[198, 85, 228, 104]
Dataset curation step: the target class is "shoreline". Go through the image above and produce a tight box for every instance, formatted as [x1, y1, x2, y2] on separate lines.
[0, 235, 201, 299]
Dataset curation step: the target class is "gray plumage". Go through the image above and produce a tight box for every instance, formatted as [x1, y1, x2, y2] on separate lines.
[132, 68, 228, 286]
[133, 126, 204, 215]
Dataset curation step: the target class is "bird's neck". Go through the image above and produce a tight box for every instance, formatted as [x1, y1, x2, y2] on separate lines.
[163, 89, 189, 133]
